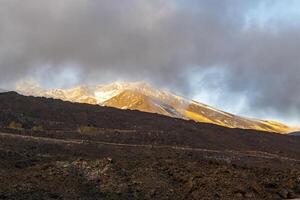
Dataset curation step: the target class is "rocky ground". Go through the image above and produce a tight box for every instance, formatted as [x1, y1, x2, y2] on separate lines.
[1, 92, 300, 199]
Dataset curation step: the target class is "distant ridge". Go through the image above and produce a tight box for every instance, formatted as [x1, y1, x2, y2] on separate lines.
[289, 131, 300, 136]
[16, 81, 296, 133]
[0, 89, 8, 93]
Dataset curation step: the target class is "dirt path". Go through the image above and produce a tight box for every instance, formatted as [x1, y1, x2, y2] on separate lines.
[1, 131, 300, 163]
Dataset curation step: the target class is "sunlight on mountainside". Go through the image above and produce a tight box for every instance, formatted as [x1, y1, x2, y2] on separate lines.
[15, 81, 297, 134]
[259, 120, 296, 133]
[184, 110, 217, 125]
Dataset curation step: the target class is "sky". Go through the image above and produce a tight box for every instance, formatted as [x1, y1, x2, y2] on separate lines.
[0, 0, 300, 126]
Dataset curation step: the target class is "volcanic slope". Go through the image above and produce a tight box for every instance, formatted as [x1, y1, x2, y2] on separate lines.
[16, 81, 294, 133]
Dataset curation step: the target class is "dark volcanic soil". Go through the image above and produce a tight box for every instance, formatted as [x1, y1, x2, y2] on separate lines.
[0, 92, 300, 200]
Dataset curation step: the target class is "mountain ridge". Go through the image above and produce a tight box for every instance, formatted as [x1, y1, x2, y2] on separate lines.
[16, 81, 296, 133]
[289, 131, 300, 136]
[0, 88, 8, 93]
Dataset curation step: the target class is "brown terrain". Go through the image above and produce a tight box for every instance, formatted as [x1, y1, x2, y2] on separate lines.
[1, 91, 300, 199]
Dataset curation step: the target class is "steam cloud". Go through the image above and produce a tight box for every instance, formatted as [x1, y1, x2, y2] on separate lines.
[0, 0, 299, 124]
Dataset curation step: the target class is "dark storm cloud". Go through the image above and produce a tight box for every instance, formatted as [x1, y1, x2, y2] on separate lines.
[0, 0, 299, 122]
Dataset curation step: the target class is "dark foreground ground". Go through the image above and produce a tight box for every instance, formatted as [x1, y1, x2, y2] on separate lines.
[1, 92, 300, 199]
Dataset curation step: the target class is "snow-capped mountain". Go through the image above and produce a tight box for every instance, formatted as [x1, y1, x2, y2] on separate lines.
[16, 81, 295, 133]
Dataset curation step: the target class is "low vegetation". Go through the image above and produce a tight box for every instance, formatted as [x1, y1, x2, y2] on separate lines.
[7, 121, 23, 130]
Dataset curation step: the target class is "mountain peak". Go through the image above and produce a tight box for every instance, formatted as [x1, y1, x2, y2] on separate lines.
[99, 81, 153, 91]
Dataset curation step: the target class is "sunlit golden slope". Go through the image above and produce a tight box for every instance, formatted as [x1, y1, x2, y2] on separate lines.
[16, 81, 296, 133]
[101, 88, 293, 133]
[102, 90, 184, 118]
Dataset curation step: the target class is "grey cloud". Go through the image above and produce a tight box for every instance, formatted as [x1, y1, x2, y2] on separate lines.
[0, 0, 299, 123]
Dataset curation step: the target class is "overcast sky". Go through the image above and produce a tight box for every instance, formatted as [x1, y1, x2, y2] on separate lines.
[0, 0, 300, 125]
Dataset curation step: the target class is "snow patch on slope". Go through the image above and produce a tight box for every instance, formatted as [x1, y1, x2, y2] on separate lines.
[94, 90, 121, 103]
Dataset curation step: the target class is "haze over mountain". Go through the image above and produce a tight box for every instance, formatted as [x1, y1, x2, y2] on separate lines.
[16, 81, 295, 134]
[1, 1, 300, 127]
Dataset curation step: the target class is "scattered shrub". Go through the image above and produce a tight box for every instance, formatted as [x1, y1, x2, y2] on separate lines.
[32, 125, 44, 132]
[7, 121, 23, 130]
[77, 126, 101, 134]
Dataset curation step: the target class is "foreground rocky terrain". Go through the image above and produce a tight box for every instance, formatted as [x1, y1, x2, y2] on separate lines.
[0, 92, 300, 199]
